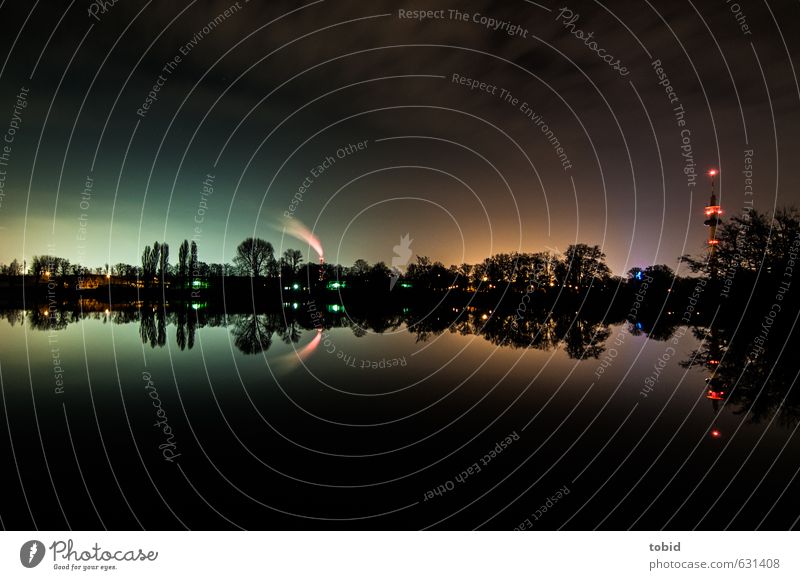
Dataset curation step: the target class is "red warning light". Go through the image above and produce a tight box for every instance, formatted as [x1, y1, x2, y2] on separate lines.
[708, 169, 718, 176]
[710, 429, 721, 438]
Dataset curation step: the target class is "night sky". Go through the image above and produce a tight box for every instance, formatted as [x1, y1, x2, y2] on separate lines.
[0, 0, 798, 274]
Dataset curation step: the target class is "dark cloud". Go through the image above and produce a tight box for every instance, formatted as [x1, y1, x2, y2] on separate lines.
[0, 0, 798, 272]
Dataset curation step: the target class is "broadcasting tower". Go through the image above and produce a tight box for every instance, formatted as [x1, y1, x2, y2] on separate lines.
[703, 169, 722, 255]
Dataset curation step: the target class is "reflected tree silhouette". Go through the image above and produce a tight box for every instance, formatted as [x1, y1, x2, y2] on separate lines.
[439, 309, 610, 356]
[276, 319, 302, 345]
[139, 308, 157, 348]
[2, 309, 23, 327]
[562, 319, 611, 359]
[8, 298, 800, 427]
[350, 324, 367, 338]
[176, 308, 187, 351]
[156, 308, 166, 347]
[230, 313, 279, 354]
[187, 313, 196, 350]
[27, 306, 70, 331]
[682, 314, 800, 427]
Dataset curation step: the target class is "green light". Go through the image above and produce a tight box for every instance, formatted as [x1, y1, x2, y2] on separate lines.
[326, 280, 346, 290]
[292, 302, 299, 309]
[292, 283, 299, 290]
[326, 304, 341, 312]
[400, 282, 412, 288]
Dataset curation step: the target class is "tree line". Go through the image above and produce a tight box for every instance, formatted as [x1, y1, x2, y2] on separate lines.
[4, 208, 800, 295]
[0, 237, 709, 293]
[0, 238, 308, 282]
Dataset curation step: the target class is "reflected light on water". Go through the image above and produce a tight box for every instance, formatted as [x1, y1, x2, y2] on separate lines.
[272, 328, 323, 373]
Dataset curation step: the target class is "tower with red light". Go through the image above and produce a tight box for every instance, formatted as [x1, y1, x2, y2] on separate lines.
[703, 169, 722, 254]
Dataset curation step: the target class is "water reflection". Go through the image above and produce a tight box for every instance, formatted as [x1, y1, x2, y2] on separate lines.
[683, 321, 800, 428]
[5, 300, 625, 358]
[4, 298, 799, 427]
[231, 312, 277, 354]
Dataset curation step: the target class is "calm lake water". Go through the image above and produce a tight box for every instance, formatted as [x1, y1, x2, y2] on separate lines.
[1, 304, 798, 530]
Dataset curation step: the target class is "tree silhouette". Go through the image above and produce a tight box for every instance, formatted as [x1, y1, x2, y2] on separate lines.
[277, 319, 303, 345]
[682, 209, 793, 280]
[282, 249, 303, 273]
[141, 246, 155, 283]
[152, 242, 161, 278]
[190, 241, 198, 276]
[5, 259, 22, 276]
[350, 258, 370, 277]
[159, 242, 169, 279]
[234, 238, 274, 277]
[177, 240, 189, 282]
[230, 313, 277, 354]
[561, 244, 611, 288]
[139, 308, 157, 347]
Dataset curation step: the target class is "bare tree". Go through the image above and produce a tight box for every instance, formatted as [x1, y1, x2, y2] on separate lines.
[234, 238, 275, 277]
[282, 249, 303, 273]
